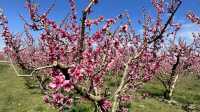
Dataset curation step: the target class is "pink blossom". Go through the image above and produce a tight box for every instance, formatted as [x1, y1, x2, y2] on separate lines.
[100, 99, 112, 111]
[43, 95, 50, 103]
[120, 95, 131, 102]
[121, 24, 128, 32]
[69, 66, 84, 81]
[49, 75, 65, 89]
[52, 93, 64, 104]
[107, 59, 115, 70]
[62, 80, 74, 92]
[64, 96, 73, 107]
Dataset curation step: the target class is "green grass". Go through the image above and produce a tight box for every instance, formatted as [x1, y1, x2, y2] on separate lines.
[174, 74, 200, 105]
[0, 63, 56, 112]
[142, 74, 200, 105]
[132, 97, 184, 112]
[0, 63, 200, 112]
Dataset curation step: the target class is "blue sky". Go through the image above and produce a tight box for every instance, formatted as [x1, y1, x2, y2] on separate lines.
[0, 0, 200, 50]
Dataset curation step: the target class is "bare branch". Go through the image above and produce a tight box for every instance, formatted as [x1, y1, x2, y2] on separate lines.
[44, 0, 57, 17]
[0, 60, 9, 63]
[8, 57, 54, 77]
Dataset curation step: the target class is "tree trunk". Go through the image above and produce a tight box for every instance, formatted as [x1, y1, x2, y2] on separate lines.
[169, 73, 179, 100]
[164, 54, 180, 100]
[164, 73, 179, 100]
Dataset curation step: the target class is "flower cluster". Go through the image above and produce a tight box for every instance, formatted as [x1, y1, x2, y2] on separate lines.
[0, 0, 191, 112]
[49, 75, 74, 92]
[43, 93, 73, 110]
[85, 16, 104, 27]
[100, 99, 112, 111]
[187, 11, 200, 25]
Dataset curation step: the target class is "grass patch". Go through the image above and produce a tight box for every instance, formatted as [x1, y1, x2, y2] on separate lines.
[142, 73, 200, 105]
[132, 97, 184, 112]
[0, 63, 56, 112]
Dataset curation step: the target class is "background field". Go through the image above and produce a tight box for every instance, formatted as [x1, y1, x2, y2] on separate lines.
[0, 63, 200, 112]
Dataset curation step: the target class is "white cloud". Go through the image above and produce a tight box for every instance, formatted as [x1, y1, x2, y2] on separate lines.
[177, 23, 200, 42]
[0, 38, 5, 51]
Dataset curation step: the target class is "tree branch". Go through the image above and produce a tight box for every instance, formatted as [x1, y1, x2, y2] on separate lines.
[0, 60, 9, 63]
[77, 0, 95, 63]
[8, 57, 55, 77]
[168, 53, 180, 88]
[111, 49, 144, 112]
[148, 0, 182, 44]
[74, 84, 102, 101]
[156, 75, 168, 90]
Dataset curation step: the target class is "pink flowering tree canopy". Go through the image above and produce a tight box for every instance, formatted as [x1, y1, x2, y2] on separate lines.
[2, 0, 199, 112]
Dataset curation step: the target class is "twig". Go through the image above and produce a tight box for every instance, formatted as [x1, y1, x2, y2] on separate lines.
[44, 0, 57, 17]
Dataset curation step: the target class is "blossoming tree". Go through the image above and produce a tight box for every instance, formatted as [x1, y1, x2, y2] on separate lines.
[186, 11, 200, 78]
[155, 38, 198, 100]
[0, 0, 183, 111]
